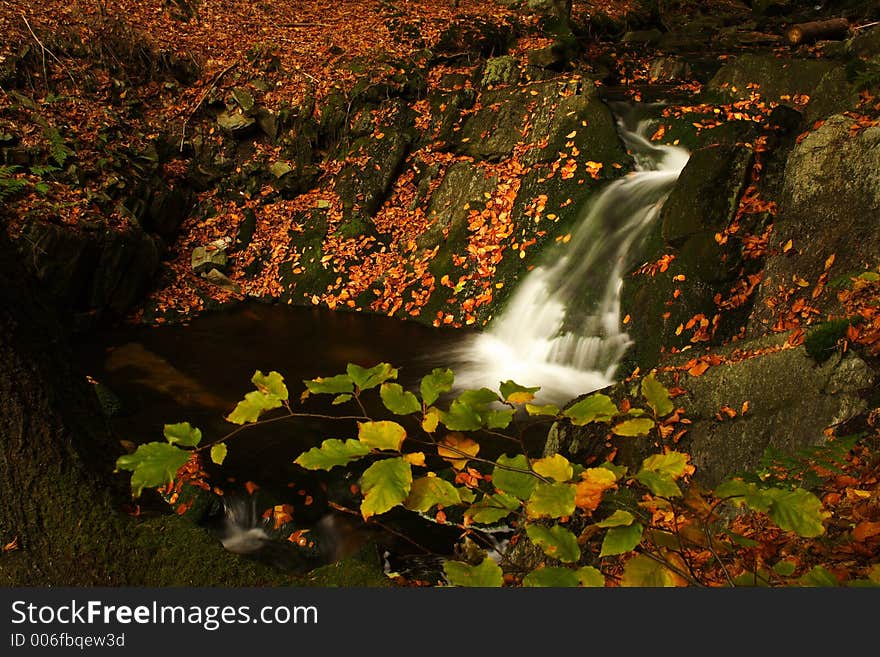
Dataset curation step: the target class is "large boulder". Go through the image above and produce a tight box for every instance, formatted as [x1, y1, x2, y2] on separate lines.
[545, 333, 874, 486]
[749, 115, 880, 334]
[621, 144, 753, 370]
[706, 53, 848, 119]
[16, 220, 159, 327]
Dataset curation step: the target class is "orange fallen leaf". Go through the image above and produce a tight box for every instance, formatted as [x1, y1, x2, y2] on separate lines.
[688, 361, 710, 377]
[853, 521, 880, 542]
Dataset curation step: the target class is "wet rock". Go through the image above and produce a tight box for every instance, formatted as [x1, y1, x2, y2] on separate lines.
[620, 144, 753, 370]
[16, 220, 159, 326]
[191, 238, 230, 274]
[481, 55, 520, 87]
[216, 110, 256, 137]
[545, 333, 875, 486]
[203, 268, 241, 294]
[706, 53, 838, 111]
[749, 115, 880, 334]
[145, 184, 193, 240]
[648, 57, 693, 82]
[661, 144, 753, 245]
[335, 99, 416, 227]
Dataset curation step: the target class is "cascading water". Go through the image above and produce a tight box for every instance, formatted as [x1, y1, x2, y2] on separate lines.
[454, 112, 690, 403]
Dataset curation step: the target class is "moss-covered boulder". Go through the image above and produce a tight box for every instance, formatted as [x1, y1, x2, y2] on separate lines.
[620, 144, 752, 370]
[15, 220, 159, 328]
[706, 53, 840, 112]
[334, 99, 416, 229]
[749, 115, 880, 334]
[545, 333, 874, 487]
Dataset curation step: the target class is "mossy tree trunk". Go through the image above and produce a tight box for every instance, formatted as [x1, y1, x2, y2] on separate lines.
[0, 228, 296, 586]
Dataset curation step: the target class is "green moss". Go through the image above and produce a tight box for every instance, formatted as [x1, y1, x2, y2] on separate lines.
[805, 318, 859, 363]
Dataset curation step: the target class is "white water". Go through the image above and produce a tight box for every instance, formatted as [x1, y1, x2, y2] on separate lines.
[454, 117, 690, 403]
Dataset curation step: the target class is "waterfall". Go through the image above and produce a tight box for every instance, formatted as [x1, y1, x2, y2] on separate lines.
[453, 114, 690, 403]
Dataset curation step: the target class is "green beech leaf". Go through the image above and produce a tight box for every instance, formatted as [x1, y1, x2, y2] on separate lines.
[764, 487, 828, 538]
[621, 554, 677, 587]
[492, 454, 537, 500]
[612, 417, 655, 436]
[525, 524, 581, 563]
[576, 566, 605, 587]
[526, 483, 576, 519]
[499, 380, 540, 404]
[420, 368, 454, 406]
[799, 566, 838, 587]
[115, 442, 190, 497]
[332, 393, 352, 405]
[358, 420, 407, 451]
[522, 567, 580, 587]
[252, 370, 288, 401]
[210, 442, 227, 465]
[347, 362, 397, 390]
[596, 510, 634, 528]
[404, 476, 462, 512]
[443, 557, 503, 587]
[304, 373, 354, 395]
[466, 493, 521, 524]
[641, 373, 673, 417]
[457, 388, 501, 406]
[380, 382, 421, 415]
[773, 560, 797, 577]
[640, 452, 690, 479]
[163, 422, 202, 447]
[295, 439, 371, 471]
[360, 457, 412, 519]
[599, 523, 644, 557]
[483, 407, 514, 429]
[532, 454, 574, 482]
[563, 393, 618, 425]
[226, 389, 284, 425]
[714, 479, 771, 512]
[440, 399, 484, 431]
[526, 403, 560, 417]
[635, 471, 681, 497]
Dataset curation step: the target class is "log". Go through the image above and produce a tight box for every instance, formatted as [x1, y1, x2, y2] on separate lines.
[786, 18, 850, 46]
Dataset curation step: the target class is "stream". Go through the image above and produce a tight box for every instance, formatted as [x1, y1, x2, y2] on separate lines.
[73, 103, 690, 573]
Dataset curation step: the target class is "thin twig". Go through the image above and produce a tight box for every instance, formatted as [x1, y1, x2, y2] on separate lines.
[21, 13, 76, 87]
[179, 61, 237, 151]
[327, 502, 438, 556]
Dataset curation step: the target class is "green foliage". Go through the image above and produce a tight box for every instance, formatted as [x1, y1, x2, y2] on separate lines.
[360, 457, 412, 519]
[380, 382, 421, 415]
[123, 363, 851, 587]
[612, 417, 655, 436]
[804, 318, 858, 363]
[714, 479, 828, 538]
[641, 373, 674, 417]
[0, 165, 28, 201]
[525, 523, 581, 563]
[116, 442, 191, 497]
[562, 393, 617, 425]
[404, 477, 462, 512]
[294, 438, 371, 471]
[443, 557, 503, 587]
[420, 368, 454, 406]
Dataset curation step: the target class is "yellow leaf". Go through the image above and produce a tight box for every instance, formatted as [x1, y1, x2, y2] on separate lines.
[575, 467, 617, 512]
[404, 452, 426, 467]
[532, 454, 573, 482]
[438, 432, 480, 470]
[422, 407, 441, 433]
[507, 391, 535, 404]
[565, 130, 577, 138]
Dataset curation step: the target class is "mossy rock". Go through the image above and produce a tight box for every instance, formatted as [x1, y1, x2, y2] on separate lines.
[660, 143, 752, 246]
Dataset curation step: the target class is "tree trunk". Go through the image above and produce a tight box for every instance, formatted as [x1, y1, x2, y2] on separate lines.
[0, 227, 303, 585]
